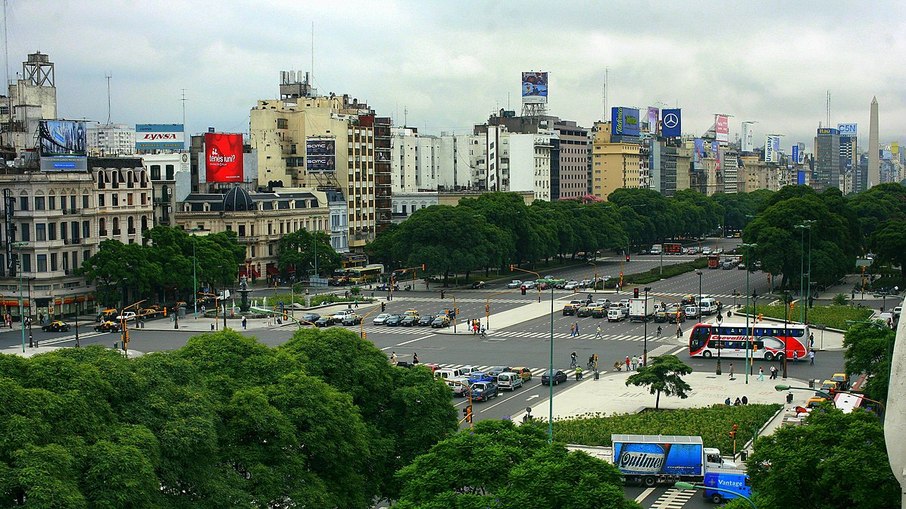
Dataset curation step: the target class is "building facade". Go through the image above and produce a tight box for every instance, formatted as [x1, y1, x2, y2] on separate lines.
[1, 52, 58, 162]
[87, 123, 136, 157]
[814, 128, 842, 191]
[590, 122, 642, 200]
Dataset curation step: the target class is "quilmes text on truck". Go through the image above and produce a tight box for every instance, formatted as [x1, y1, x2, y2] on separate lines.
[611, 434, 739, 487]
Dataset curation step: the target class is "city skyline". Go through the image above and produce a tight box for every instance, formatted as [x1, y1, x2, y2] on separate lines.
[5, 0, 905, 152]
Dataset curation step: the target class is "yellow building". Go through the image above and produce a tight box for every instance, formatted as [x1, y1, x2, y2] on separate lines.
[590, 122, 643, 200]
[250, 81, 382, 249]
[675, 145, 692, 192]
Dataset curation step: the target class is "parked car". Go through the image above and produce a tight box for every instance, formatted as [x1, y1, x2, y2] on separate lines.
[470, 381, 499, 402]
[400, 315, 419, 326]
[384, 314, 404, 326]
[431, 315, 451, 328]
[314, 316, 333, 327]
[541, 369, 568, 386]
[94, 320, 121, 333]
[507, 280, 523, 289]
[341, 314, 362, 326]
[471, 281, 486, 289]
[579, 279, 594, 288]
[417, 314, 435, 326]
[42, 320, 70, 332]
[372, 313, 391, 325]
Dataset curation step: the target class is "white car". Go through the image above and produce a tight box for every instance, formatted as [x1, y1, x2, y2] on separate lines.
[507, 280, 523, 289]
[684, 305, 700, 318]
[332, 309, 356, 322]
[373, 313, 392, 325]
[446, 377, 470, 397]
[702, 247, 712, 255]
[564, 280, 579, 290]
[522, 281, 536, 289]
[116, 311, 136, 321]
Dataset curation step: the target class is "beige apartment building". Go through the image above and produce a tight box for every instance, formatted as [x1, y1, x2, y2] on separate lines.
[250, 74, 384, 249]
[590, 122, 643, 200]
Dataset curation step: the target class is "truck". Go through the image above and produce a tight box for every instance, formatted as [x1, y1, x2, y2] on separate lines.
[707, 254, 721, 269]
[628, 298, 655, 322]
[702, 469, 751, 504]
[611, 434, 735, 487]
[650, 244, 663, 255]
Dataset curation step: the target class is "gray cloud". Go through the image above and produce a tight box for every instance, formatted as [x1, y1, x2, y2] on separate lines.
[7, 0, 904, 151]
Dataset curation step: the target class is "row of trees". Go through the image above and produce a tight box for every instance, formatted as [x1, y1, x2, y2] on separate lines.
[79, 226, 246, 308]
[0, 328, 457, 507]
[275, 229, 341, 281]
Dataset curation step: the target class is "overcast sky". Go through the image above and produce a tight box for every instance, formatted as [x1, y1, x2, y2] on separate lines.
[6, 1, 905, 151]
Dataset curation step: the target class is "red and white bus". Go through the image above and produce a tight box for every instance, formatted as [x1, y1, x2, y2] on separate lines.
[688, 322, 809, 362]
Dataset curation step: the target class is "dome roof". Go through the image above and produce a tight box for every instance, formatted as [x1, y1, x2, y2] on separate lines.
[223, 186, 255, 212]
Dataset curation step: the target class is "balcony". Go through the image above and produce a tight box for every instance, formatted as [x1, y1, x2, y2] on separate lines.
[238, 236, 258, 243]
[127, 228, 136, 235]
[112, 229, 121, 235]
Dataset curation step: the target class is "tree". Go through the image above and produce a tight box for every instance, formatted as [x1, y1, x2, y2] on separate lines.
[79, 240, 162, 307]
[746, 408, 898, 509]
[844, 320, 896, 404]
[276, 229, 340, 279]
[393, 420, 639, 509]
[625, 354, 692, 409]
[872, 220, 906, 280]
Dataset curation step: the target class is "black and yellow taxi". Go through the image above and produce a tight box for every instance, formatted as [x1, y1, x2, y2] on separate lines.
[42, 320, 71, 332]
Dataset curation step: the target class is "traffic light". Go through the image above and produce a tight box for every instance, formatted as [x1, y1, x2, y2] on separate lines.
[485, 303, 490, 314]
[633, 288, 639, 298]
[625, 254, 630, 262]
[421, 263, 426, 271]
[757, 313, 763, 322]
[381, 302, 386, 312]
[729, 430, 736, 439]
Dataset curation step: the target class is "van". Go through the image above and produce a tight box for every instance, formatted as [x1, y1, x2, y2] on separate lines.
[698, 298, 718, 315]
[496, 372, 523, 391]
[607, 308, 625, 322]
[434, 369, 456, 380]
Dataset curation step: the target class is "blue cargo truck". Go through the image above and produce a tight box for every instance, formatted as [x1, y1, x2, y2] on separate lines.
[702, 469, 751, 504]
[612, 434, 737, 487]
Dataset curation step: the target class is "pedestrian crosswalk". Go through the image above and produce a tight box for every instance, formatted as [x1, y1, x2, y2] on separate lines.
[648, 488, 698, 509]
[27, 331, 112, 348]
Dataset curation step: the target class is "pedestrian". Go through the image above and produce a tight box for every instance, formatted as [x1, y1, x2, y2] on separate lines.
[809, 332, 815, 350]
[412, 353, 419, 364]
[808, 350, 815, 365]
[631, 356, 638, 371]
[354, 300, 359, 308]
[390, 352, 398, 365]
[625, 356, 631, 371]
[734, 397, 741, 406]
[595, 325, 602, 339]
[241, 316, 247, 330]
[758, 367, 764, 381]
[725, 397, 731, 406]
[676, 326, 683, 338]
[210, 323, 215, 331]
[729, 362, 734, 378]
[741, 395, 749, 405]
[793, 351, 799, 362]
[574, 322, 580, 337]
[770, 366, 778, 380]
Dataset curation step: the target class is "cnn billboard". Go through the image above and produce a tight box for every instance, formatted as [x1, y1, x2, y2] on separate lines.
[205, 133, 243, 182]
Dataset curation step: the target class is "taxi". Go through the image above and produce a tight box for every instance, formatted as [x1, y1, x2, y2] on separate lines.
[94, 320, 121, 333]
[41, 320, 70, 332]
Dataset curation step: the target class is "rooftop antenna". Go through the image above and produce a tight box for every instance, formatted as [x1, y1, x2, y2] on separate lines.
[3, 0, 8, 89]
[105, 72, 112, 125]
[603, 67, 608, 119]
[311, 22, 314, 91]
[404, 106, 408, 128]
[826, 90, 831, 127]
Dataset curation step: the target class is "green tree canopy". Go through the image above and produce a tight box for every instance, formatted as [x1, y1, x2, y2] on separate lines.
[625, 354, 693, 409]
[276, 229, 340, 279]
[746, 408, 898, 509]
[393, 420, 639, 509]
[844, 320, 896, 404]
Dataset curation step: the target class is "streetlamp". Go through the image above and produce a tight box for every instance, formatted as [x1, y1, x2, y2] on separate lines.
[74, 298, 80, 348]
[803, 220, 815, 324]
[795, 220, 815, 323]
[643, 286, 651, 366]
[192, 234, 197, 318]
[675, 482, 757, 508]
[716, 312, 723, 375]
[694, 270, 703, 319]
[12, 241, 28, 352]
[511, 264, 555, 443]
[782, 291, 791, 379]
[741, 242, 757, 383]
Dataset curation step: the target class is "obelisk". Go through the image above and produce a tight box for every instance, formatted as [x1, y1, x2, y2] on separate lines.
[869, 96, 880, 188]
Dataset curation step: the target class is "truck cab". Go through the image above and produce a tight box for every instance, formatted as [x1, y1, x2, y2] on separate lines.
[704, 448, 738, 469]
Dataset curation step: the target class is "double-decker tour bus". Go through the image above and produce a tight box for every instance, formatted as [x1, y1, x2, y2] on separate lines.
[347, 263, 385, 284]
[688, 322, 809, 361]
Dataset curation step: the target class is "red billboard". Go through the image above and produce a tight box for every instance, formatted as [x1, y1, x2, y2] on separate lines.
[205, 133, 243, 182]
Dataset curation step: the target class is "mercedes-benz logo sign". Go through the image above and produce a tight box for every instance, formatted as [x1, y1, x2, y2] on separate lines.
[663, 113, 679, 129]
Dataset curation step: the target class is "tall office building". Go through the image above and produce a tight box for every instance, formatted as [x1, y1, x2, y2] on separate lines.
[815, 128, 842, 191]
[590, 122, 643, 200]
[868, 97, 880, 188]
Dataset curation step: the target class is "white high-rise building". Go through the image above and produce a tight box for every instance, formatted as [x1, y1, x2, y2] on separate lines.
[87, 123, 136, 156]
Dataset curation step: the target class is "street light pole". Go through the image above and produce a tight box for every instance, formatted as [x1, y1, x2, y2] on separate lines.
[643, 286, 651, 366]
[804, 220, 815, 324]
[193, 235, 197, 318]
[796, 224, 806, 323]
[782, 291, 790, 379]
[12, 242, 27, 352]
[741, 243, 757, 383]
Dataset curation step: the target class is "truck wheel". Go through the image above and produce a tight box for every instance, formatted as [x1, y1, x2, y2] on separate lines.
[764, 352, 774, 361]
[644, 476, 657, 487]
[703, 351, 712, 358]
[711, 494, 723, 504]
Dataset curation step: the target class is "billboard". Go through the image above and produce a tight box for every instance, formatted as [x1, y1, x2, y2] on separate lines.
[741, 122, 754, 152]
[647, 107, 659, 134]
[712, 141, 721, 171]
[797, 142, 806, 164]
[611, 107, 641, 137]
[135, 124, 185, 151]
[791, 145, 799, 165]
[837, 123, 858, 138]
[613, 441, 704, 477]
[39, 120, 87, 157]
[521, 72, 548, 104]
[765, 135, 782, 163]
[204, 133, 243, 182]
[661, 109, 681, 138]
[715, 115, 729, 144]
[693, 138, 705, 169]
[306, 138, 336, 172]
[816, 127, 838, 136]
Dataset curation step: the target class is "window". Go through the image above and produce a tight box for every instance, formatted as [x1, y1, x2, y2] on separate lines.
[127, 194, 134, 206]
[37, 254, 47, 272]
[70, 195, 76, 211]
[48, 195, 56, 210]
[34, 196, 45, 210]
[48, 223, 56, 241]
[112, 194, 119, 206]
[21, 254, 31, 272]
[82, 194, 89, 208]
[82, 221, 89, 239]
[98, 194, 105, 207]
[83, 250, 90, 263]
[150, 165, 161, 180]
[238, 225, 246, 237]
[35, 224, 46, 241]
[50, 253, 57, 272]
[19, 196, 28, 211]
[165, 165, 174, 180]
[20, 223, 29, 241]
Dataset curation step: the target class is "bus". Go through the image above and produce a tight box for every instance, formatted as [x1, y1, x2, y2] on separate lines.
[688, 322, 809, 362]
[347, 263, 385, 284]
